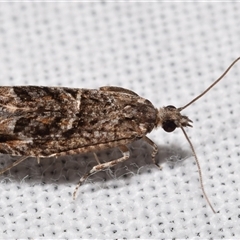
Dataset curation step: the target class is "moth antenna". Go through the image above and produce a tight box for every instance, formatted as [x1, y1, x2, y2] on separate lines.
[165, 58, 240, 213]
[181, 127, 216, 213]
[179, 57, 240, 111]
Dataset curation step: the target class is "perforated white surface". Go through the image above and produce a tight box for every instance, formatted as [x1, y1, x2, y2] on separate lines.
[0, 2, 240, 239]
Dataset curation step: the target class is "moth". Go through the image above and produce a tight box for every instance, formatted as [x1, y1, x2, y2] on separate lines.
[0, 57, 239, 213]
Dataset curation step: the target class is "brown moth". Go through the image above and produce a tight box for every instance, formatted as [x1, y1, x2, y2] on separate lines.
[0, 57, 239, 213]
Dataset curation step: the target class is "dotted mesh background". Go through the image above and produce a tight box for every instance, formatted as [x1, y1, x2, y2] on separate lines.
[0, 2, 240, 239]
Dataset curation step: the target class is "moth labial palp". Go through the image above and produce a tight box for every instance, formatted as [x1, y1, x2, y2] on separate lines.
[0, 57, 239, 213]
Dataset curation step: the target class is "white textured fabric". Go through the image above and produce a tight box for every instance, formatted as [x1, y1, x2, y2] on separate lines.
[0, 2, 240, 239]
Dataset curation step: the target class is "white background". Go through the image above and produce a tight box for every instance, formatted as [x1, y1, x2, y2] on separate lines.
[0, 2, 240, 239]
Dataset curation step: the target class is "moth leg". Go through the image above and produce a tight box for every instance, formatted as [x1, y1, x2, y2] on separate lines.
[0, 156, 29, 174]
[93, 152, 101, 165]
[142, 136, 161, 169]
[73, 145, 130, 200]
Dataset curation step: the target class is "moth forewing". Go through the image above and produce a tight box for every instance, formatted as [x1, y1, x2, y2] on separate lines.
[0, 86, 157, 157]
[0, 57, 239, 213]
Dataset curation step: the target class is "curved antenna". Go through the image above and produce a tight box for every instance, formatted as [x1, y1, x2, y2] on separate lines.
[179, 57, 240, 111]
[176, 58, 240, 213]
[181, 127, 216, 213]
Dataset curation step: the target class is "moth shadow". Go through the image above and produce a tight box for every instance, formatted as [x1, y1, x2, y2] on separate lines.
[0, 139, 191, 191]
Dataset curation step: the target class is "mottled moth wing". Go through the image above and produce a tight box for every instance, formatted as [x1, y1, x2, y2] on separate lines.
[0, 86, 157, 157]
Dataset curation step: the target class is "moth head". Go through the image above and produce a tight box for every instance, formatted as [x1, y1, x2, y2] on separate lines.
[158, 105, 193, 132]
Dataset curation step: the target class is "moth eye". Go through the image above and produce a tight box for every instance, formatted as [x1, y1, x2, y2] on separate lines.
[162, 120, 177, 132]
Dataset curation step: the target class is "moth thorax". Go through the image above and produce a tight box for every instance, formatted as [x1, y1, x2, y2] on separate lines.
[157, 105, 193, 132]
